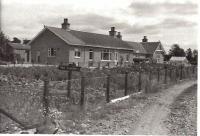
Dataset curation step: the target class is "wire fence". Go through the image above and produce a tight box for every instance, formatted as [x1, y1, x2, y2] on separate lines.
[0, 65, 197, 133]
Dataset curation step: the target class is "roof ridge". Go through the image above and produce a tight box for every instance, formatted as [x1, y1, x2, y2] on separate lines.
[46, 25, 123, 41]
[140, 41, 160, 43]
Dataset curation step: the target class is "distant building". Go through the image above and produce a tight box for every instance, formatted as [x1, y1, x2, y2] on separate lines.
[140, 36, 166, 63]
[8, 42, 31, 64]
[169, 56, 190, 66]
[126, 41, 148, 63]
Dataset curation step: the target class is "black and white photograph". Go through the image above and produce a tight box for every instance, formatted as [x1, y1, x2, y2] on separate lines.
[0, 0, 198, 135]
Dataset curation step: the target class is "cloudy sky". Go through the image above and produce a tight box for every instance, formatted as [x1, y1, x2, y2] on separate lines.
[1, 0, 198, 52]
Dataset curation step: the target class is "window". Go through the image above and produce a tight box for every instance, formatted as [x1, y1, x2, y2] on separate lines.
[48, 48, 56, 57]
[101, 49, 111, 60]
[126, 54, 130, 61]
[89, 49, 93, 60]
[74, 48, 81, 58]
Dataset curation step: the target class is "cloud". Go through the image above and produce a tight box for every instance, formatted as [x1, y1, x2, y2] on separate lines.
[123, 17, 196, 35]
[69, 14, 115, 29]
[129, 2, 198, 17]
[65, 14, 131, 33]
[158, 18, 197, 29]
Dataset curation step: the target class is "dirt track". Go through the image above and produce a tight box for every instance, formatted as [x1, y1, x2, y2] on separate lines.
[85, 80, 197, 135]
[129, 80, 197, 135]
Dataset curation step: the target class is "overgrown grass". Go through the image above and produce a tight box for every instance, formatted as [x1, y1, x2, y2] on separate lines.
[0, 64, 196, 133]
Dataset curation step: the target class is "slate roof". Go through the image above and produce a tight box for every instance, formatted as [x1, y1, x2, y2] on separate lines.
[8, 42, 30, 50]
[140, 42, 160, 54]
[126, 41, 147, 54]
[46, 26, 134, 50]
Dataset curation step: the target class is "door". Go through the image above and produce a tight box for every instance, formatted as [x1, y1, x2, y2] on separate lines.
[36, 51, 40, 63]
[114, 51, 118, 65]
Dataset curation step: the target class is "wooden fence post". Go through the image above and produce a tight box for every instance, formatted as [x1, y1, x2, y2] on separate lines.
[138, 71, 141, 92]
[176, 67, 179, 82]
[43, 79, 50, 117]
[157, 68, 160, 83]
[169, 68, 172, 81]
[186, 67, 188, 79]
[80, 75, 85, 108]
[106, 74, 110, 103]
[149, 70, 152, 81]
[67, 70, 72, 98]
[124, 72, 128, 96]
[164, 66, 167, 84]
[180, 65, 183, 80]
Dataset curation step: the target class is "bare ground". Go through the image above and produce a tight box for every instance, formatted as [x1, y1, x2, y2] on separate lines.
[83, 80, 197, 135]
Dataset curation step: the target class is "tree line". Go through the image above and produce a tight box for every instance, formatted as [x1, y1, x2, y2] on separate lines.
[164, 44, 198, 65]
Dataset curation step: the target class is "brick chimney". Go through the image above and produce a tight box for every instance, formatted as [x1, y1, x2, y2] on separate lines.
[116, 32, 122, 40]
[61, 18, 70, 30]
[109, 27, 116, 37]
[142, 36, 148, 42]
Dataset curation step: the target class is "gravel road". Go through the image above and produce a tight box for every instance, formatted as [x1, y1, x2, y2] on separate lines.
[85, 80, 197, 135]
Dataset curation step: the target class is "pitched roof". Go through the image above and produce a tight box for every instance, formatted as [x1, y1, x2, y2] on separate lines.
[126, 41, 147, 54]
[46, 27, 85, 45]
[140, 42, 160, 54]
[8, 42, 30, 50]
[170, 57, 187, 61]
[46, 26, 134, 50]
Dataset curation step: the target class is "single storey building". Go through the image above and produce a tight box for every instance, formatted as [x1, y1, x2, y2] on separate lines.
[29, 18, 150, 67]
[169, 56, 190, 66]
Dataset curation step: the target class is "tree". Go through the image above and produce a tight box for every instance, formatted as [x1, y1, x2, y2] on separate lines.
[192, 49, 198, 65]
[168, 44, 185, 57]
[164, 54, 171, 61]
[11, 37, 21, 43]
[0, 31, 14, 61]
[186, 48, 192, 62]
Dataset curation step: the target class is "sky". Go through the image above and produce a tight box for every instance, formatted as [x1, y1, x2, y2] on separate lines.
[1, 0, 199, 52]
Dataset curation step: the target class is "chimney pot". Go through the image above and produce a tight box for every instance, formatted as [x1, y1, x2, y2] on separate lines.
[109, 27, 116, 37]
[142, 36, 148, 42]
[117, 32, 122, 40]
[62, 18, 70, 30]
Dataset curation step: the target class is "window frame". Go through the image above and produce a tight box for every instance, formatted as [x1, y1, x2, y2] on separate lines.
[126, 54, 130, 62]
[48, 48, 56, 57]
[101, 49, 112, 61]
[74, 48, 81, 58]
[89, 49, 93, 60]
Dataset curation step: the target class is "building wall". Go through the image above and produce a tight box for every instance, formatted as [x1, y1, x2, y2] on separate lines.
[30, 29, 70, 65]
[30, 29, 137, 67]
[153, 51, 164, 63]
[152, 45, 165, 63]
[68, 46, 134, 67]
[14, 49, 30, 63]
